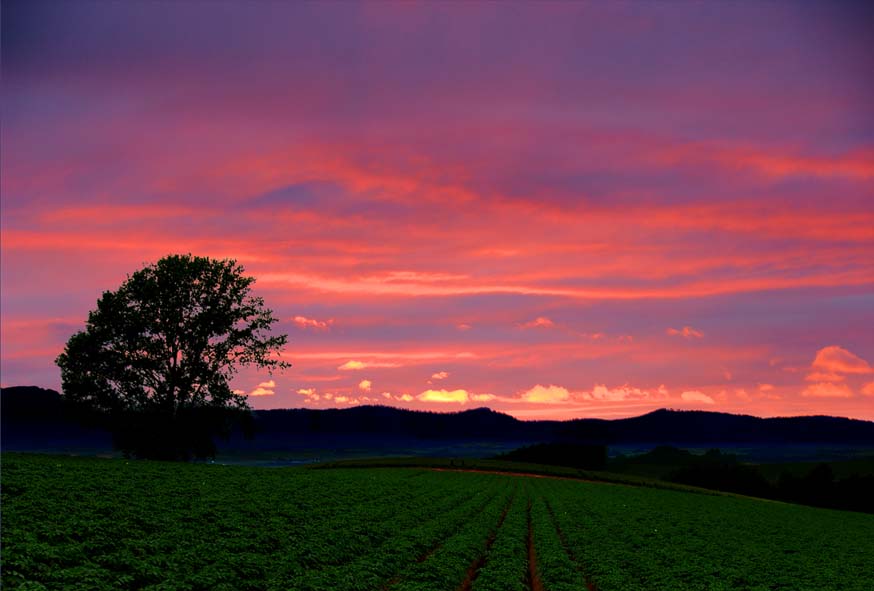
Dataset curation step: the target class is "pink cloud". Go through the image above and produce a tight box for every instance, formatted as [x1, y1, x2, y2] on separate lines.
[802, 382, 853, 398]
[586, 384, 663, 402]
[862, 382, 874, 397]
[666, 326, 704, 339]
[804, 372, 845, 382]
[358, 379, 372, 392]
[431, 371, 449, 380]
[681, 390, 715, 405]
[811, 346, 872, 375]
[521, 317, 555, 329]
[292, 315, 333, 331]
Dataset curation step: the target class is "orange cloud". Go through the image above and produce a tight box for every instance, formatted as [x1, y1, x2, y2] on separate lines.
[358, 379, 372, 392]
[417, 388, 493, 404]
[862, 382, 874, 397]
[681, 390, 715, 405]
[811, 346, 872, 375]
[431, 371, 449, 380]
[338, 360, 402, 370]
[418, 389, 470, 404]
[249, 380, 276, 396]
[666, 326, 704, 339]
[802, 382, 853, 398]
[296, 387, 320, 401]
[520, 384, 571, 404]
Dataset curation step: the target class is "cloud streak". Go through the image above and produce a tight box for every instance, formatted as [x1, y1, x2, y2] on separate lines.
[2, 2, 873, 420]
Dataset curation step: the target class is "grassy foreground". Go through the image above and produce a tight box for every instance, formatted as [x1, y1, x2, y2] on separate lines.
[2, 453, 873, 590]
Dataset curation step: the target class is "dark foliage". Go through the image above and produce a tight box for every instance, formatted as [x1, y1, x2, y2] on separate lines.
[54, 254, 288, 459]
[492, 442, 608, 470]
[668, 455, 773, 498]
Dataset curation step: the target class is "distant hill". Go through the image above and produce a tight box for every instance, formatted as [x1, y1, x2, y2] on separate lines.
[1, 386, 113, 451]
[3, 386, 874, 453]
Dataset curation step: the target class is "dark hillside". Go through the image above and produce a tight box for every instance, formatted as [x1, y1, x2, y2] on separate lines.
[3, 386, 873, 453]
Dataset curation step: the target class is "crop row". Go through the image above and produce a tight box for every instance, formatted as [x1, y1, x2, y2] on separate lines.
[4, 454, 874, 590]
[1, 455, 515, 590]
[530, 477, 874, 591]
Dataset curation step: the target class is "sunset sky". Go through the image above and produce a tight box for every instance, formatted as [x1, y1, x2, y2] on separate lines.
[2, 2, 873, 420]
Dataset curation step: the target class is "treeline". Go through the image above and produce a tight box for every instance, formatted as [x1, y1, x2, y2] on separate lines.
[621, 447, 874, 514]
[493, 442, 608, 470]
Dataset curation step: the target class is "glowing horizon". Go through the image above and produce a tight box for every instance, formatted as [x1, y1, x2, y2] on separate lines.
[2, 2, 873, 420]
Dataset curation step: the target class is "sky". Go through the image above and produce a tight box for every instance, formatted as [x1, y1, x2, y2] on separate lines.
[2, 1, 873, 420]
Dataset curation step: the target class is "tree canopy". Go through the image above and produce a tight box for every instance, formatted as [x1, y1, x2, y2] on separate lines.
[56, 254, 289, 459]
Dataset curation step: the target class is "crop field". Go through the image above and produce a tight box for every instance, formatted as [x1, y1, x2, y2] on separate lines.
[2, 454, 873, 590]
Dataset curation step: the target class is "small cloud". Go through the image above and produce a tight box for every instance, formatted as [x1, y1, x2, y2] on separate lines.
[249, 380, 275, 396]
[470, 393, 496, 402]
[232, 389, 246, 395]
[811, 346, 872, 374]
[296, 387, 320, 401]
[735, 388, 751, 401]
[456, 323, 472, 331]
[758, 383, 774, 392]
[397, 393, 414, 402]
[722, 369, 733, 381]
[338, 360, 402, 371]
[418, 389, 470, 404]
[862, 382, 874, 396]
[381, 392, 392, 399]
[666, 326, 704, 339]
[802, 382, 853, 398]
[521, 317, 555, 329]
[292, 315, 333, 331]
[333, 395, 358, 404]
[521, 384, 571, 404]
[358, 379, 372, 392]
[681, 390, 715, 404]
[586, 384, 660, 401]
[431, 371, 449, 380]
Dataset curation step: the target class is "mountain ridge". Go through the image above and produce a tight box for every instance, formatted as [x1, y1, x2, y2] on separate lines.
[3, 386, 873, 452]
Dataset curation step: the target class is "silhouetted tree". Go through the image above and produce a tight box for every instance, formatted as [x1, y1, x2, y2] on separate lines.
[56, 254, 289, 460]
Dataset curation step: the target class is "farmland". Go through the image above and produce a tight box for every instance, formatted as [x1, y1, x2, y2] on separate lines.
[2, 454, 873, 590]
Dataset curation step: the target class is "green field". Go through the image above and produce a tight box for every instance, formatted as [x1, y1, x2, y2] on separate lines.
[2, 454, 873, 590]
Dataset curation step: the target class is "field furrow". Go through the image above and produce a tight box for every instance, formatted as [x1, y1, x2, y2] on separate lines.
[387, 483, 515, 591]
[4, 454, 874, 591]
[468, 486, 529, 591]
[296, 474, 503, 591]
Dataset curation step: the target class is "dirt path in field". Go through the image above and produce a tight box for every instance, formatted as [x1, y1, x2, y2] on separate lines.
[527, 498, 546, 591]
[544, 499, 600, 591]
[455, 493, 516, 591]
